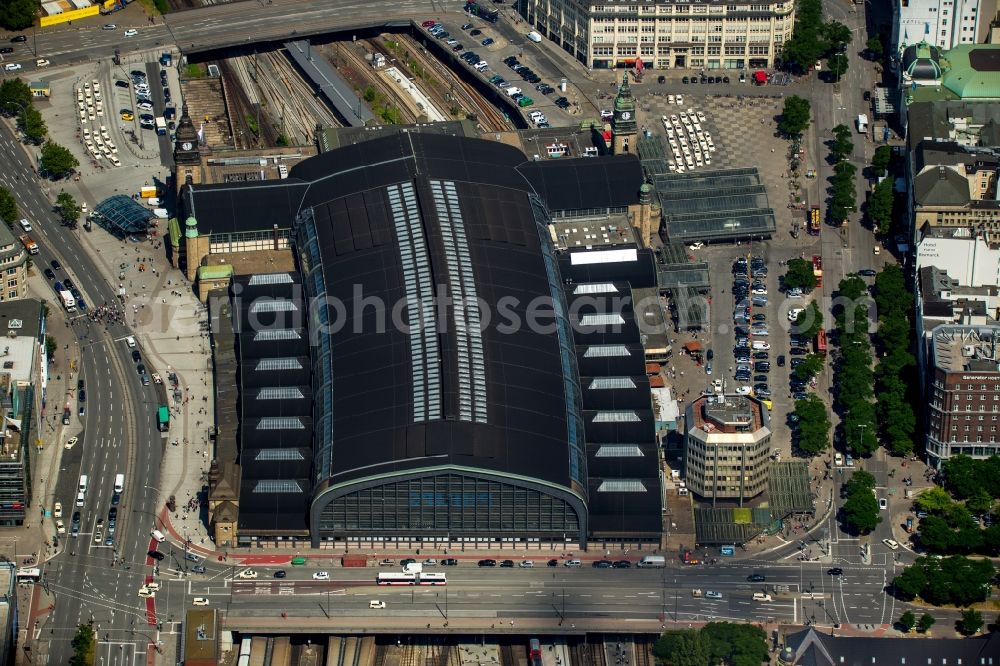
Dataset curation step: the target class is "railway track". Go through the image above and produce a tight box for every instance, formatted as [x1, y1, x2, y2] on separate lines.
[389, 34, 510, 131]
[218, 59, 279, 148]
[634, 638, 654, 666]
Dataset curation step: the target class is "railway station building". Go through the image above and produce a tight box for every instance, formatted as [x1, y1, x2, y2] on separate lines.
[184, 130, 666, 550]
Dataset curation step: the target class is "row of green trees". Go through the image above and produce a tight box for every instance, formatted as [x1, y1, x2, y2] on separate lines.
[841, 469, 881, 533]
[778, 96, 811, 139]
[892, 555, 994, 607]
[70, 623, 95, 666]
[794, 393, 832, 456]
[652, 622, 768, 666]
[783, 258, 818, 292]
[941, 454, 1000, 500]
[834, 276, 879, 456]
[896, 610, 936, 634]
[0, 79, 79, 179]
[0, 0, 35, 31]
[868, 146, 896, 234]
[872, 266, 917, 456]
[780, 0, 853, 75]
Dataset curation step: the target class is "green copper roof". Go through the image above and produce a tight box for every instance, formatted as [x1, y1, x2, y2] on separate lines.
[197, 264, 234, 280]
[940, 45, 1000, 99]
[167, 217, 181, 246]
[184, 216, 199, 238]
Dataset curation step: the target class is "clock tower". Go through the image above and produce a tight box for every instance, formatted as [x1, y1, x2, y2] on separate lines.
[173, 103, 200, 166]
[611, 73, 638, 155]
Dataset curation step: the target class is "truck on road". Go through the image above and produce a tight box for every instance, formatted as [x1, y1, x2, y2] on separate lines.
[809, 205, 820, 235]
[637, 555, 666, 568]
[154, 117, 167, 136]
[59, 290, 76, 313]
[856, 113, 869, 134]
[18, 235, 38, 255]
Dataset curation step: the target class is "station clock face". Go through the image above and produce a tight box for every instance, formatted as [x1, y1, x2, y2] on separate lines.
[620, 111, 631, 120]
[181, 142, 193, 151]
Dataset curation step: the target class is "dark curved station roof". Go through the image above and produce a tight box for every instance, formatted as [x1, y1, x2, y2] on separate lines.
[299, 134, 585, 493]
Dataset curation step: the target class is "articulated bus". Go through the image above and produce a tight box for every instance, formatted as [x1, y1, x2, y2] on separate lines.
[376, 572, 447, 586]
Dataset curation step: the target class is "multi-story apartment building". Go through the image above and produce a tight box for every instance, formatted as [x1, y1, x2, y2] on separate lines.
[0, 301, 46, 526]
[522, 0, 795, 71]
[683, 393, 772, 504]
[892, 0, 997, 57]
[925, 325, 1000, 466]
[0, 225, 28, 303]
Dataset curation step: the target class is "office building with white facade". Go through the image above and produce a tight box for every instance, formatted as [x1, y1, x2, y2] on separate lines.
[522, 0, 795, 70]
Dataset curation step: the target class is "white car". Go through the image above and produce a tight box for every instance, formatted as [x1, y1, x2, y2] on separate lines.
[35, 59, 49, 68]
[369, 600, 386, 609]
[4, 64, 22, 72]
[882, 538, 900, 551]
[878, 498, 888, 510]
[103, 23, 117, 30]
[735, 385, 752, 396]
[192, 597, 209, 606]
[53, 502, 62, 518]
[834, 452, 844, 466]
[124, 29, 138, 37]
[137, 102, 153, 111]
[518, 560, 534, 568]
[137, 586, 155, 598]
[64, 437, 78, 450]
[423, 558, 437, 566]
[55, 520, 66, 535]
[236, 568, 258, 580]
[312, 571, 330, 580]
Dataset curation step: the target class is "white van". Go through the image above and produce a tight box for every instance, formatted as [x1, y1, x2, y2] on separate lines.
[114, 473, 125, 493]
[150, 529, 166, 543]
[751, 340, 771, 350]
[527, 31, 542, 43]
[78, 475, 88, 493]
[752, 592, 773, 602]
[638, 555, 666, 568]
[564, 559, 582, 567]
[504, 86, 522, 97]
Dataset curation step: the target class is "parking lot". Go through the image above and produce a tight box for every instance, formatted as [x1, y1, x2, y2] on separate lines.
[417, 17, 581, 126]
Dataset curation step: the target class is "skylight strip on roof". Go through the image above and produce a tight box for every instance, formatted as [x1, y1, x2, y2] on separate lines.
[573, 283, 619, 294]
[580, 314, 625, 326]
[388, 184, 428, 422]
[256, 417, 305, 430]
[253, 329, 301, 341]
[444, 181, 487, 423]
[248, 273, 294, 285]
[589, 377, 637, 390]
[431, 181, 472, 421]
[593, 410, 640, 422]
[597, 480, 646, 493]
[583, 344, 630, 357]
[401, 183, 441, 420]
[595, 445, 644, 458]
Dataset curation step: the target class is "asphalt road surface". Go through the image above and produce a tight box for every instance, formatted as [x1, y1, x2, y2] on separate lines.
[0, 121, 165, 665]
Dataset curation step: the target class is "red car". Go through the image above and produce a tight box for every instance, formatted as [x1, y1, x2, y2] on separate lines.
[422, 20, 436, 27]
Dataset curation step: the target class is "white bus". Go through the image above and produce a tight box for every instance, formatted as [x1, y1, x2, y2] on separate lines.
[16, 567, 41, 583]
[376, 572, 447, 586]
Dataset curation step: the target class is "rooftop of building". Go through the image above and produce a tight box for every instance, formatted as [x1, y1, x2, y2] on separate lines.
[549, 216, 637, 251]
[182, 130, 644, 236]
[913, 164, 971, 206]
[183, 608, 218, 663]
[275, 133, 596, 492]
[0, 300, 43, 341]
[687, 393, 768, 436]
[907, 101, 1000, 153]
[784, 627, 1000, 666]
[931, 325, 1000, 373]
[0, 222, 22, 263]
[0, 419, 22, 465]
